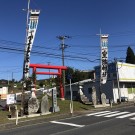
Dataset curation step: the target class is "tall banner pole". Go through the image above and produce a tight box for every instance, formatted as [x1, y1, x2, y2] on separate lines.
[99, 34, 109, 102]
[21, 0, 40, 115]
[21, 0, 31, 116]
[23, 0, 31, 81]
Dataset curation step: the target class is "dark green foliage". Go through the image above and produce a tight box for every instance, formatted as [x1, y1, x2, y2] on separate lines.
[32, 72, 37, 83]
[32, 67, 94, 87]
[126, 46, 135, 64]
[65, 67, 94, 84]
[39, 81, 44, 87]
[25, 78, 32, 91]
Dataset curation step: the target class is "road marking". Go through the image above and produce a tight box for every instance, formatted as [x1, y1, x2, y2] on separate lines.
[104, 112, 129, 117]
[130, 117, 135, 120]
[116, 112, 135, 118]
[50, 121, 85, 127]
[86, 111, 110, 116]
[95, 111, 120, 116]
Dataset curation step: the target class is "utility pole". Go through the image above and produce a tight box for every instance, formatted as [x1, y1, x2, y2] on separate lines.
[7, 72, 9, 86]
[114, 58, 121, 103]
[12, 72, 14, 90]
[21, 0, 31, 116]
[57, 36, 70, 65]
[57, 35, 70, 100]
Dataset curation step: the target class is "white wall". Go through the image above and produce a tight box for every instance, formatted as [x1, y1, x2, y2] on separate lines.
[118, 62, 135, 82]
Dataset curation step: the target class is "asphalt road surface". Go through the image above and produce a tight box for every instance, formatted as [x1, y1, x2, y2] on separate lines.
[1, 106, 135, 135]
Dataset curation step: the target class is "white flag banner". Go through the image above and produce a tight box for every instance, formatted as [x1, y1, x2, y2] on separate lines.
[24, 10, 40, 79]
[100, 35, 108, 84]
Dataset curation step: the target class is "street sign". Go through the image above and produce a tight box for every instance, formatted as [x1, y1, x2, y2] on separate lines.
[7, 94, 16, 105]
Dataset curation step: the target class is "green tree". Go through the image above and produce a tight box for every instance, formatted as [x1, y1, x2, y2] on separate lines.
[31, 72, 37, 84]
[65, 67, 93, 84]
[25, 78, 32, 91]
[126, 46, 135, 64]
[39, 81, 44, 87]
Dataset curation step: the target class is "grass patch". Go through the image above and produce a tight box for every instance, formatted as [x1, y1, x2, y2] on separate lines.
[57, 99, 93, 113]
[0, 98, 94, 125]
[128, 88, 135, 94]
[0, 110, 11, 124]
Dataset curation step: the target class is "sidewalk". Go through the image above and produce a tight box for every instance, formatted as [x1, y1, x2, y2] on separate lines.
[0, 101, 134, 131]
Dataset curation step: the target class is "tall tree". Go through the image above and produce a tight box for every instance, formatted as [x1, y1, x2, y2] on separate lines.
[65, 67, 93, 84]
[126, 46, 135, 64]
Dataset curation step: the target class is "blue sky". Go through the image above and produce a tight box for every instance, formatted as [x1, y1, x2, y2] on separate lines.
[0, 0, 135, 81]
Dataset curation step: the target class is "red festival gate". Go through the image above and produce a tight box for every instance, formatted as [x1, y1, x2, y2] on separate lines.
[30, 64, 67, 99]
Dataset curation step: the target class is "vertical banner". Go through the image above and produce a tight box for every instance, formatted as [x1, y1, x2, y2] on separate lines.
[23, 10, 40, 79]
[100, 35, 108, 84]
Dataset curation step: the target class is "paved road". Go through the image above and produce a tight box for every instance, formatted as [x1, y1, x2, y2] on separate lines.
[1, 106, 135, 135]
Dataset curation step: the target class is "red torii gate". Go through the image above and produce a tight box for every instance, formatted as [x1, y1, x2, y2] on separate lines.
[30, 64, 67, 100]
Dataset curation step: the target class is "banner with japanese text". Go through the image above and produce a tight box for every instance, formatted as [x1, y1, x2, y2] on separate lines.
[24, 10, 40, 79]
[100, 35, 108, 84]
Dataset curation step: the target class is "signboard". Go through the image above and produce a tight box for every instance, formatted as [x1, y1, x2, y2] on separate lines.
[117, 62, 135, 82]
[24, 10, 40, 79]
[52, 88, 60, 112]
[100, 35, 108, 84]
[7, 94, 16, 105]
[0, 87, 8, 99]
[52, 89, 57, 109]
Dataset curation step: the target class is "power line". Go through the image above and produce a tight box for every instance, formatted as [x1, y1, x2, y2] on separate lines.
[0, 42, 128, 59]
[0, 42, 127, 61]
[0, 45, 100, 63]
[0, 38, 129, 64]
[0, 38, 133, 52]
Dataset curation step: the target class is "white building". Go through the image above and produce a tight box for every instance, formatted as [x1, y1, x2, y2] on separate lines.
[65, 62, 135, 103]
[94, 62, 135, 103]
